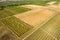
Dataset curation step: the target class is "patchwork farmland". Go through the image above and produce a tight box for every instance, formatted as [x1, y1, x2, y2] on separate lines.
[0, 6, 30, 19]
[1, 16, 33, 37]
[25, 13, 60, 40]
[0, 0, 60, 40]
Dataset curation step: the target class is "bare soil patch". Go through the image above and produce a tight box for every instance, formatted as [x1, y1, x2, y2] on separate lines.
[14, 4, 60, 27]
[19, 5, 43, 10]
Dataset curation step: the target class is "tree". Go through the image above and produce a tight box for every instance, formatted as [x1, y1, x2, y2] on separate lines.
[0, 6, 5, 10]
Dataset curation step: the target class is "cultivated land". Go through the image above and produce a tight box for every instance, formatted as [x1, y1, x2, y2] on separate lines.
[14, 4, 60, 40]
[0, 10, 13, 19]
[0, 21, 20, 40]
[7, 6, 31, 13]
[0, 1, 60, 40]
[0, 5, 32, 40]
[25, 12, 60, 40]
[14, 4, 60, 27]
[0, 16, 33, 37]
[0, 6, 30, 19]
[14, 9, 56, 27]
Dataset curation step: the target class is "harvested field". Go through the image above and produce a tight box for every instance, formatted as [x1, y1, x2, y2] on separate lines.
[20, 5, 43, 9]
[14, 9, 56, 27]
[45, 4, 60, 12]
[25, 12, 60, 40]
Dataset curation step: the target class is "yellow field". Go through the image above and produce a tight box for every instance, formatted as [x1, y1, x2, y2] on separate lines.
[14, 9, 56, 27]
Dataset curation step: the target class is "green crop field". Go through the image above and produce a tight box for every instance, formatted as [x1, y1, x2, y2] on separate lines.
[25, 13, 60, 40]
[0, 10, 13, 19]
[0, 6, 30, 19]
[1, 16, 33, 37]
[7, 6, 31, 13]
